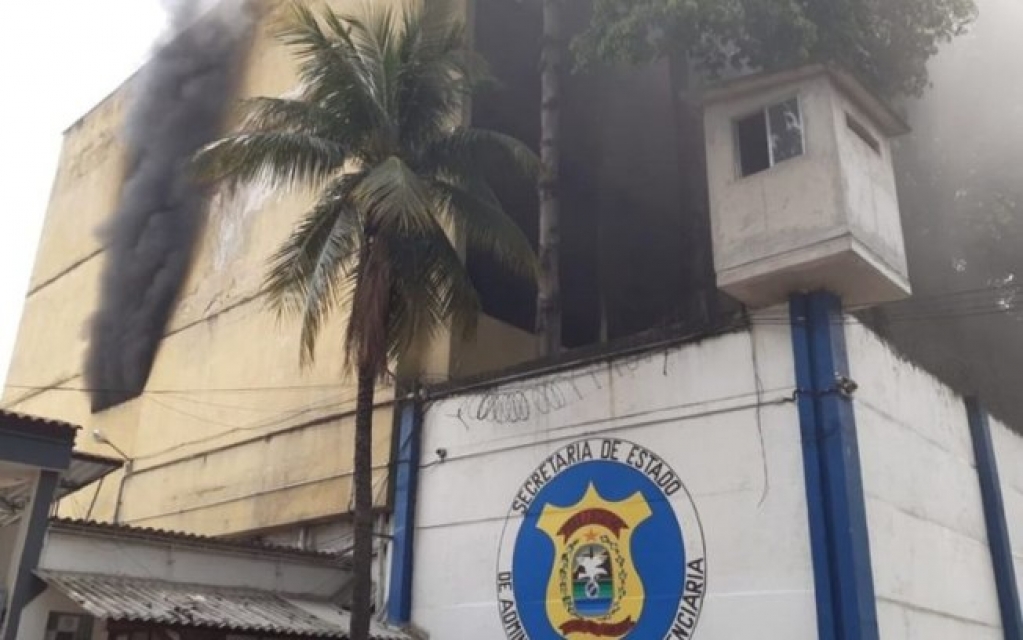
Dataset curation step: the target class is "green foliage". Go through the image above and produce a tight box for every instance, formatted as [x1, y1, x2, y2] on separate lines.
[194, 0, 539, 371]
[573, 0, 978, 97]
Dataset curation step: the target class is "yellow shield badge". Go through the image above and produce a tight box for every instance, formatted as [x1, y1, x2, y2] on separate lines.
[537, 485, 651, 639]
[496, 438, 706, 640]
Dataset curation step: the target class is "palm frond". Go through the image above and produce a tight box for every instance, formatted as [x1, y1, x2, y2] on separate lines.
[262, 173, 366, 361]
[193, 131, 346, 191]
[394, 5, 488, 147]
[201, 1, 537, 370]
[423, 127, 540, 181]
[385, 221, 481, 359]
[353, 156, 436, 235]
[324, 7, 397, 128]
[277, 2, 389, 141]
[237, 97, 338, 136]
[432, 178, 538, 280]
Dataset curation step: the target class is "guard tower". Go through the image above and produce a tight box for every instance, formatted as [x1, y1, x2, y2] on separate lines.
[703, 64, 911, 308]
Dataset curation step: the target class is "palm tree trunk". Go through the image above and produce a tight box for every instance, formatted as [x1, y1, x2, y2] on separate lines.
[349, 362, 376, 640]
[537, 0, 563, 355]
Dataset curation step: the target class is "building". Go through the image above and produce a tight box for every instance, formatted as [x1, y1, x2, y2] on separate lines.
[2, 0, 534, 543]
[2, 410, 84, 640]
[22, 519, 405, 640]
[0, 409, 406, 640]
[394, 66, 1023, 639]
[3, 2, 1023, 640]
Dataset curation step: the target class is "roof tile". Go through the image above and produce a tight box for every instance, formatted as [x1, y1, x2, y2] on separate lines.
[38, 571, 407, 640]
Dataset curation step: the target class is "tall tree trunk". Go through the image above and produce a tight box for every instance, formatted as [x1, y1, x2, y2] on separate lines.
[537, 0, 563, 355]
[348, 362, 376, 640]
[667, 51, 716, 330]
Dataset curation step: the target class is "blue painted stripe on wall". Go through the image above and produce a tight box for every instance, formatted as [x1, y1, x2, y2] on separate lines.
[790, 292, 880, 640]
[387, 401, 422, 624]
[966, 398, 1023, 640]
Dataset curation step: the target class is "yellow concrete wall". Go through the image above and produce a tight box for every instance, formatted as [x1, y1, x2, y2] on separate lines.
[2, 0, 399, 536]
[2, 0, 532, 537]
[452, 314, 539, 379]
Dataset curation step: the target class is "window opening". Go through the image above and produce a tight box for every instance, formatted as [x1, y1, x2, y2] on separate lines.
[736, 98, 804, 177]
[45, 612, 93, 640]
[736, 112, 770, 176]
[846, 113, 881, 154]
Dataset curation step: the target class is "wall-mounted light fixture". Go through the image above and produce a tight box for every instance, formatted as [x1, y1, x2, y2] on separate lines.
[91, 429, 130, 461]
[90, 429, 132, 523]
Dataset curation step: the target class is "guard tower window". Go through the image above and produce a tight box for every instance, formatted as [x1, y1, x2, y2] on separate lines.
[735, 98, 804, 177]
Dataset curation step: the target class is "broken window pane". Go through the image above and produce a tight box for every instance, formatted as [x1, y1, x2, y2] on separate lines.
[768, 99, 804, 164]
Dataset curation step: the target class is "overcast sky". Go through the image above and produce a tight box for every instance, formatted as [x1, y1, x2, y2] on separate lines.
[0, 2, 168, 386]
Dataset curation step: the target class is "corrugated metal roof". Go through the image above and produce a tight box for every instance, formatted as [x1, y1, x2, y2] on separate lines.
[38, 571, 408, 640]
[0, 409, 79, 441]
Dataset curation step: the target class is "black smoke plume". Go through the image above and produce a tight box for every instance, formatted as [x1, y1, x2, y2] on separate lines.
[85, 0, 254, 411]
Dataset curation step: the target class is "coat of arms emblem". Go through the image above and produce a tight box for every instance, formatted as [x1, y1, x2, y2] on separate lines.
[497, 438, 706, 639]
[538, 485, 651, 638]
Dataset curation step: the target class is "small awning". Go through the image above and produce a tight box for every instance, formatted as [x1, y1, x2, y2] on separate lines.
[37, 571, 408, 640]
[0, 451, 122, 527]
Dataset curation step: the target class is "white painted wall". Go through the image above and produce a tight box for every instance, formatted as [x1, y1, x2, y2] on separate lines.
[407, 311, 1023, 638]
[991, 416, 1023, 597]
[848, 320, 1003, 638]
[39, 528, 347, 599]
[411, 322, 817, 639]
[17, 587, 102, 640]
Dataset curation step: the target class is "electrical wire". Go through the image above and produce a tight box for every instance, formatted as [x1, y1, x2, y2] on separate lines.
[750, 292, 1023, 324]
[421, 384, 797, 472]
[750, 305, 1023, 326]
[2, 380, 369, 395]
[130, 396, 360, 463]
[154, 390, 355, 413]
[6, 285, 1021, 400]
[146, 392, 359, 430]
[748, 283, 1023, 326]
[747, 318, 771, 508]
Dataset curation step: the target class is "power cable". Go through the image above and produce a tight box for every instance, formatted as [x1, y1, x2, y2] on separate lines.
[146, 391, 359, 430]
[154, 389, 357, 413]
[3, 381, 368, 395]
[131, 397, 360, 463]
[422, 384, 797, 470]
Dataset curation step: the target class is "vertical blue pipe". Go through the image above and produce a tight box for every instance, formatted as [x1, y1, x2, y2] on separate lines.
[387, 401, 422, 624]
[790, 291, 879, 640]
[966, 398, 1023, 640]
[791, 294, 837, 640]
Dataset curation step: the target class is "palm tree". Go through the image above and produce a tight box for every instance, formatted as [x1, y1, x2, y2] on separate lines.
[194, 3, 537, 638]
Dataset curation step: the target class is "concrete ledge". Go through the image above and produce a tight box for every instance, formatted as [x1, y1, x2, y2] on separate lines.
[718, 234, 911, 309]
